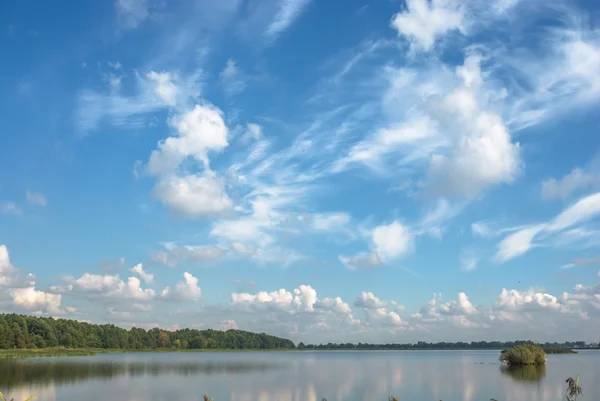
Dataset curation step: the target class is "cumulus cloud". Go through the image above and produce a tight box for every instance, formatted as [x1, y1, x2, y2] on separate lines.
[372, 221, 412, 262]
[145, 104, 234, 218]
[0, 245, 16, 282]
[64, 273, 155, 300]
[426, 55, 520, 198]
[354, 291, 388, 309]
[129, 263, 154, 284]
[161, 272, 202, 301]
[10, 286, 62, 314]
[25, 190, 47, 206]
[152, 172, 233, 218]
[339, 221, 411, 269]
[391, 0, 465, 51]
[148, 105, 229, 174]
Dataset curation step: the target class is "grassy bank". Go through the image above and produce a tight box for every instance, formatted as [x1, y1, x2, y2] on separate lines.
[0, 348, 101, 359]
[0, 347, 295, 359]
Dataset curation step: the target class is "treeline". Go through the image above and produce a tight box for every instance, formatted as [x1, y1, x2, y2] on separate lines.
[0, 314, 295, 350]
[298, 340, 595, 350]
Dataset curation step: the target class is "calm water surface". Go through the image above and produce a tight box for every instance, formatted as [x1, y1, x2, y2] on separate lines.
[1, 350, 598, 401]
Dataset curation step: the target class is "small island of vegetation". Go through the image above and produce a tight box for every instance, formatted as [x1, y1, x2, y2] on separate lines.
[500, 343, 546, 366]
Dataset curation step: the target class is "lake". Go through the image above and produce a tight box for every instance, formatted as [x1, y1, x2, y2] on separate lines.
[1, 350, 598, 401]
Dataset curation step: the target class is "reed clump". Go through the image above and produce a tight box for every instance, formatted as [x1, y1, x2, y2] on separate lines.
[499, 343, 546, 366]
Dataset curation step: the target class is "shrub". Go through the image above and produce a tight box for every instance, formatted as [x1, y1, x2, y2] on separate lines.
[500, 343, 546, 365]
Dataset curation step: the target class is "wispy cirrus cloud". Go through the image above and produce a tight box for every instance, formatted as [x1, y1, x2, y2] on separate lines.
[265, 0, 312, 40]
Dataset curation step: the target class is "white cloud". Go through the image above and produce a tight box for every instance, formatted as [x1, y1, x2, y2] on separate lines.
[116, 0, 149, 29]
[150, 244, 224, 267]
[162, 272, 202, 301]
[216, 319, 238, 330]
[64, 273, 155, 300]
[266, 0, 312, 39]
[333, 117, 442, 173]
[390, 0, 465, 51]
[372, 221, 412, 262]
[148, 104, 229, 174]
[220, 59, 246, 96]
[10, 286, 62, 314]
[70, 273, 122, 291]
[354, 291, 388, 309]
[460, 252, 478, 271]
[0, 201, 21, 216]
[441, 292, 477, 315]
[541, 168, 600, 201]
[146, 71, 180, 106]
[0, 245, 15, 278]
[495, 224, 546, 263]
[231, 242, 256, 256]
[153, 172, 233, 218]
[426, 56, 520, 197]
[129, 263, 154, 284]
[471, 222, 490, 237]
[25, 190, 47, 206]
[243, 123, 262, 142]
[495, 288, 562, 311]
[108, 307, 132, 319]
[318, 297, 352, 314]
[312, 212, 350, 231]
[108, 277, 156, 300]
[339, 252, 382, 270]
[232, 285, 319, 313]
[495, 192, 600, 262]
[547, 192, 600, 232]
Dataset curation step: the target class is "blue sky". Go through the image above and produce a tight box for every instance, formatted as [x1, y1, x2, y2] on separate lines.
[1, 0, 600, 343]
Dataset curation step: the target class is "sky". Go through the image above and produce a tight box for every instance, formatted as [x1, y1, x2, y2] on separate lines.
[1, 0, 600, 344]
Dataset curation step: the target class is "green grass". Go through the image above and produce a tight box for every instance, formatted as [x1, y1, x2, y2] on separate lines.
[0, 348, 100, 359]
[0, 347, 294, 359]
[500, 343, 546, 366]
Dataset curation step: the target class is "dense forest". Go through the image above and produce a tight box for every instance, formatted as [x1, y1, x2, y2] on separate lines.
[298, 340, 596, 350]
[0, 314, 295, 350]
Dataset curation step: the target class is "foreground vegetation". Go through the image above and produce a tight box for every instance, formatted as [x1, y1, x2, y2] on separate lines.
[0, 314, 294, 351]
[500, 344, 546, 366]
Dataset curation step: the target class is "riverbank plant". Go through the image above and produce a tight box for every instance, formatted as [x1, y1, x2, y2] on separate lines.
[0, 392, 38, 401]
[500, 343, 546, 365]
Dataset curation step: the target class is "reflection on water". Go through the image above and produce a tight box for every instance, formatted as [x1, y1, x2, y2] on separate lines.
[500, 364, 547, 383]
[0, 350, 597, 401]
[0, 359, 281, 390]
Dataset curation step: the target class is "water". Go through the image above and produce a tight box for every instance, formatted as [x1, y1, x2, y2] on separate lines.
[1, 350, 598, 401]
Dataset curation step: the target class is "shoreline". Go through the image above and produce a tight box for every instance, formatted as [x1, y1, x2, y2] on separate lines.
[0, 347, 585, 359]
